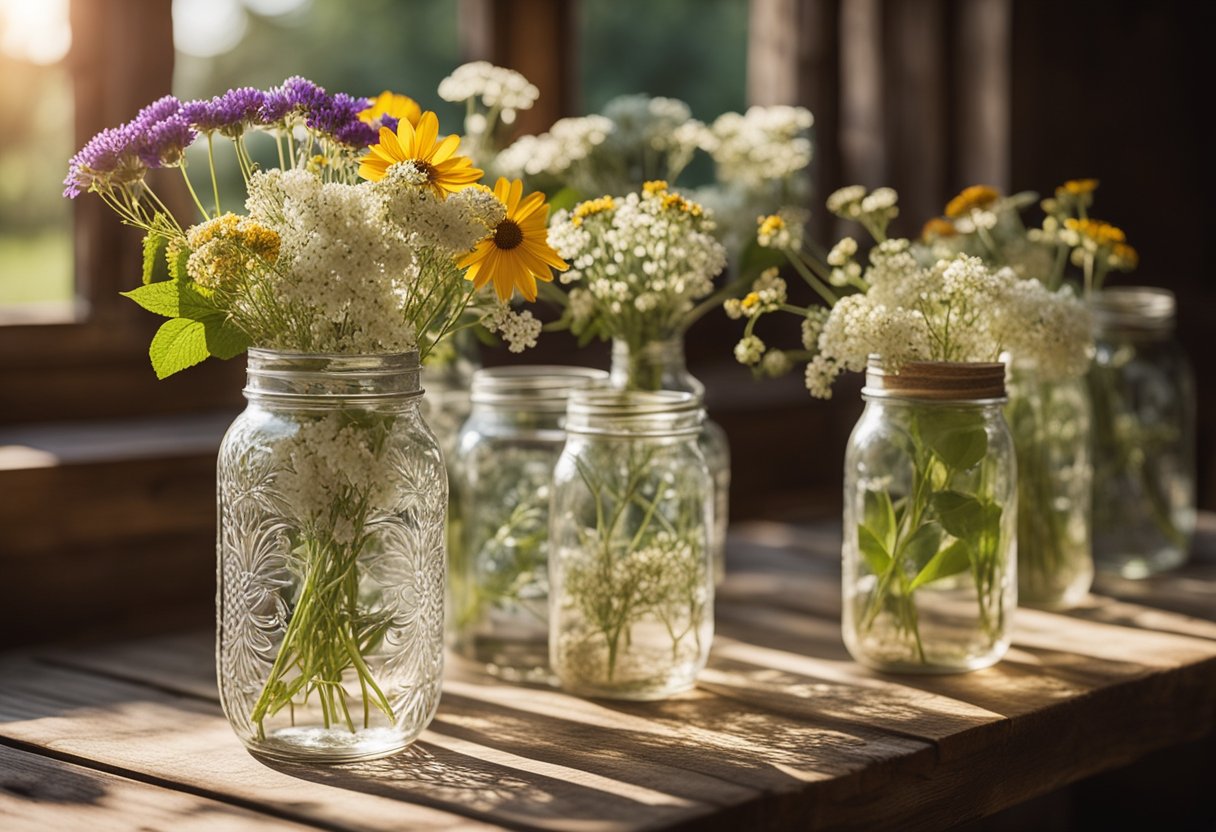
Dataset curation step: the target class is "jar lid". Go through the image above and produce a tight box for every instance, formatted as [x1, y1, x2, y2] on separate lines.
[565, 389, 704, 437]
[863, 357, 1006, 401]
[245, 349, 422, 401]
[470, 366, 609, 411]
[1089, 286, 1175, 333]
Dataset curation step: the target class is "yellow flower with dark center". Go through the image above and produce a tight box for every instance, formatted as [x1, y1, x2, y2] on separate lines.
[1060, 178, 1099, 197]
[643, 180, 669, 196]
[572, 195, 616, 227]
[458, 178, 568, 303]
[1065, 217, 1126, 246]
[922, 218, 958, 240]
[358, 111, 483, 198]
[945, 185, 1000, 218]
[359, 91, 422, 128]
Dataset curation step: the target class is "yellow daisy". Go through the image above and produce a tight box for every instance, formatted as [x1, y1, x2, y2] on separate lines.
[458, 178, 568, 303]
[358, 111, 483, 197]
[359, 91, 422, 128]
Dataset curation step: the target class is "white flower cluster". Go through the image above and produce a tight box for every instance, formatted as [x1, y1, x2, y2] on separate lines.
[705, 105, 814, 187]
[724, 267, 787, 319]
[756, 207, 808, 250]
[494, 115, 614, 179]
[272, 414, 399, 544]
[482, 305, 543, 353]
[825, 185, 900, 236]
[996, 279, 1093, 380]
[438, 61, 539, 117]
[375, 163, 504, 254]
[548, 186, 727, 341]
[600, 95, 707, 171]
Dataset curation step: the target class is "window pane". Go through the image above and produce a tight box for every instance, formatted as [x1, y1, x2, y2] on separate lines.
[579, 0, 748, 120]
[0, 0, 74, 312]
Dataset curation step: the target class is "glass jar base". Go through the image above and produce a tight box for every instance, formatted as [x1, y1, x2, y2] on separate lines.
[557, 677, 696, 701]
[243, 726, 416, 765]
[848, 649, 1007, 675]
[1096, 546, 1187, 579]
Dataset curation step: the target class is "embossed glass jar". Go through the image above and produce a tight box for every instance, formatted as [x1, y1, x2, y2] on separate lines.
[610, 337, 731, 584]
[449, 365, 608, 681]
[217, 350, 446, 763]
[1088, 287, 1196, 577]
[843, 360, 1017, 673]
[550, 390, 714, 699]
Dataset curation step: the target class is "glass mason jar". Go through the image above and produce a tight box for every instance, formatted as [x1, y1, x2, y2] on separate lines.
[610, 337, 731, 584]
[843, 359, 1017, 673]
[1088, 287, 1196, 577]
[1005, 362, 1093, 608]
[550, 390, 714, 699]
[216, 350, 447, 763]
[449, 365, 608, 681]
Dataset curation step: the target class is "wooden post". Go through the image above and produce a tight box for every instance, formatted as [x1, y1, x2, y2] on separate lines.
[955, 0, 1011, 191]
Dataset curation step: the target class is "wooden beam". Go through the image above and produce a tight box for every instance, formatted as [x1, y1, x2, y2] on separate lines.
[955, 0, 1012, 191]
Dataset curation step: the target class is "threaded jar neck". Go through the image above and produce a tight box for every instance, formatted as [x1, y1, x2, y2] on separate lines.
[565, 390, 703, 437]
[863, 357, 1006, 403]
[470, 366, 609, 413]
[1089, 286, 1175, 336]
[610, 337, 703, 396]
[244, 349, 422, 403]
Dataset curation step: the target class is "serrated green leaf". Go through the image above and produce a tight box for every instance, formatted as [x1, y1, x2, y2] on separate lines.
[149, 317, 211, 379]
[910, 539, 972, 590]
[863, 489, 897, 553]
[203, 315, 250, 360]
[918, 408, 988, 470]
[901, 522, 943, 573]
[142, 230, 169, 284]
[167, 243, 191, 282]
[121, 281, 221, 320]
[857, 523, 891, 575]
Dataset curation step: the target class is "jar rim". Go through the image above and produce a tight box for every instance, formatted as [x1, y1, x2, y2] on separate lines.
[566, 389, 703, 436]
[1089, 286, 1175, 332]
[863, 357, 1007, 402]
[471, 365, 609, 410]
[245, 349, 423, 402]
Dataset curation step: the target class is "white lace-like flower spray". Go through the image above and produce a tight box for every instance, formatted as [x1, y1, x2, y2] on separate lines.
[707, 105, 814, 188]
[438, 61, 539, 120]
[548, 181, 726, 345]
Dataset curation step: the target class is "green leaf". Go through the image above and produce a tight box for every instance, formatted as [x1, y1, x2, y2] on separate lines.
[917, 408, 988, 470]
[547, 186, 583, 215]
[863, 489, 897, 553]
[142, 230, 170, 284]
[149, 317, 211, 379]
[857, 523, 891, 575]
[932, 490, 1003, 546]
[910, 539, 972, 590]
[202, 315, 250, 360]
[901, 522, 943, 573]
[167, 243, 191, 282]
[121, 281, 221, 320]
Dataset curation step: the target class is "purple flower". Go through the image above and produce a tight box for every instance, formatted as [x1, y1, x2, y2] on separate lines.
[213, 87, 266, 137]
[281, 76, 327, 111]
[258, 90, 293, 125]
[308, 92, 375, 147]
[138, 115, 197, 167]
[134, 95, 182, 129]
[63, 124, 143, 198]
[181, 98, 222, 132]
[380, 115, 400, 133]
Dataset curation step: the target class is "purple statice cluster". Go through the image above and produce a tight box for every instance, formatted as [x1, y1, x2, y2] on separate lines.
[64, 78, 378, 199]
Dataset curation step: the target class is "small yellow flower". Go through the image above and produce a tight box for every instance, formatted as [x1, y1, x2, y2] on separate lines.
[758, 214, 785, 237]
[358, 111, 483, 198]
[945, 185, 1000, 218]
[740, 292, 761, 312]
[1060, 178, 1099, 197]
[359, 91, 422, 128]
[571, 195, 616, 227]
[1065, 217, 1126, 246]
[921, 218, 958, 240]
[661, 192, 703, 216]
[458, 178, 568, 303]
[1111, 242, 1139, 269]
[642, 180, 669, 196]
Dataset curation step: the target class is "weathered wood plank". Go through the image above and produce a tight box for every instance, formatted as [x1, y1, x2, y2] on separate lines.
[0, 742, 316, 831]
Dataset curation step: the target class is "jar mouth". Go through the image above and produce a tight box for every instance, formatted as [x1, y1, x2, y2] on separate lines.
[245, 348, 423, 401]
[863, 357, 1007, 402]
[565, 390, 703, 436]
[471, 365, 609, 411]
[1089, 286, 1175, 333]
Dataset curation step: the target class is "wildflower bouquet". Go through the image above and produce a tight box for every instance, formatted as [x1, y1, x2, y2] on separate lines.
[733, 186, 1091, 666]
[65, 78, 567, 756]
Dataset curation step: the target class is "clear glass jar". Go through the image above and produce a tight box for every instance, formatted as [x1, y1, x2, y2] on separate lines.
[550, 390, 714, 699]
[216, 350, 446, 763]
[1005, 362, 1093, 608]
[610, 337, 730, 584]
[843, 360, 1017, 673]
[1088, 287, 1196, 578]
[449, 365, 608, 681]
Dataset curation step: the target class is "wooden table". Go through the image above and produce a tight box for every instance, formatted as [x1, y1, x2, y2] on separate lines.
[3, 519, 1215, 831]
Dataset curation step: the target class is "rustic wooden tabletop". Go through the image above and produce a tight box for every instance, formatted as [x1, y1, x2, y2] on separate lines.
[3, 518, 1215, 831]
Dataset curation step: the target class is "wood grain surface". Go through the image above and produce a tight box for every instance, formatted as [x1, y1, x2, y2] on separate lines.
[2, 520, 1214, 831]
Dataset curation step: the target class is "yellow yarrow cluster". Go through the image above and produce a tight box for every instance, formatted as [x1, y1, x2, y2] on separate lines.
[571, 195, 616, 227]
[1064, 217, 1126, 246]
[1060, 178, 1098, 197]
[185, 213, 281, 290]
[921, 218, 957, 240]
[642, 179, 669, 196]
[660, 192, 703, 216]
[945, 185, 1000, 218]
